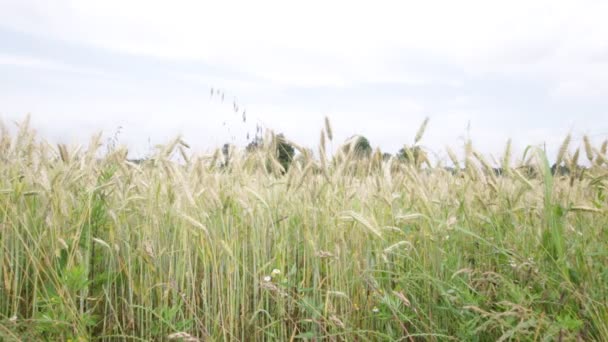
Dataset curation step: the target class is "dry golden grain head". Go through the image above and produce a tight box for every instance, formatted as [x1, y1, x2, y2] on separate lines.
[58, 144, 69, 163]
[17, 114, 31, 137]
[285, 138, 306, 155]
[269, 154, 285, 175]
[570, 148, 580, 170]
[324, 116, 333, 141]
[601, 139, 607, 156]
[162, 136, 183, 158]
[472, 150, 488, 170]
[465, 139, 473, 157]
[341, 210, 382, 238]
[210, 148, 220, 168]
[319, 143, 328, 170]
[113, 147, 128, 163]
[294, 161, 314, 190]
[143, 240, 155, 259]
[167, 332, 199, 342]
[87, 132, 103, 156]
[320, 130, 326, 153]
[299, 147, 313, 161]
[268, 130, 276, 146]
[372, 147, 383, 166]
[446, 146, 460, 169]
[414, 117, 430, 144]
[0, 119, 7, 137]
[464, 140, 475, 171]
[555, 134, 571, 167]
[178, 139, 190, 149]
[316, 250, 336, 259]
[502, 139, 512, 171]
[178, 145, 190, 164]
[465, 157, 478, 180]
[594, 148, 607, 166]
[473, 150, 497, 184]
[329, 315, 345, 329]
[583, 135, 594, 162]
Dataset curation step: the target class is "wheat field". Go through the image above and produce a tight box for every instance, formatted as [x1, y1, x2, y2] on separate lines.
[0, 118, 607, 341]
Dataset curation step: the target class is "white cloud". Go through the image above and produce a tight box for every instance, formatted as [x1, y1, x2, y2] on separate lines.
[0, 53, 105, 75]
[4, 0, 606, 86]
[1, 0, 607, 158]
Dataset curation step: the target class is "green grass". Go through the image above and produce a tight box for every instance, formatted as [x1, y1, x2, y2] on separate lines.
[0, 120, 607, 341]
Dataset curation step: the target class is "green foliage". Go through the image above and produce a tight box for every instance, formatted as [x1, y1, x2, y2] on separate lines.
[275, 134, 295, 172]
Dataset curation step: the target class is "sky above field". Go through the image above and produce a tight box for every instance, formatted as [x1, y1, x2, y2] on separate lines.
[1, 0, 607, 161]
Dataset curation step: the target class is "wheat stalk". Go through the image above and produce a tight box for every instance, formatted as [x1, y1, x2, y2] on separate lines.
[502, 139, 512, 174]
[446, 146, 460, 170]
[414, 117, 430, 144]
[324, 116, 333, 141]
[555, 134, 571, 167]
[3, 117, 608, 340]
[583, 135, 594, 162]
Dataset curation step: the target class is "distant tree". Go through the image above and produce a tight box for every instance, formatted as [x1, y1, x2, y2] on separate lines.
[382, 152, 392, 161]
[551, 163, 570, 176]
[275, 134, 295, 172]
[397, 145, 429, 168]
[342, 135, 372, 158]
[245, 133, 294, 173]
[246, 136, 264, 153]
[397, 117, 432, 168]
[128, 158, 147, 165]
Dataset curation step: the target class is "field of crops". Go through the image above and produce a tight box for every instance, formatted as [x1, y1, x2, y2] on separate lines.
[1, 119, 607, 341]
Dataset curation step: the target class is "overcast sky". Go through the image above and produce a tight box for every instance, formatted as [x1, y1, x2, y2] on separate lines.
[1, 0, 607, 161]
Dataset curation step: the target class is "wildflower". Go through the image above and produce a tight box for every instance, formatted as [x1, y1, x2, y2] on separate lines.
[271, 269, 281, 276]
[372, 306, 380, 313]
[263, 276, 272, 282]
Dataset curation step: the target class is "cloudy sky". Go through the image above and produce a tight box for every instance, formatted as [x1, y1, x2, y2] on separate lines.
[1, 0, 607, 161]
